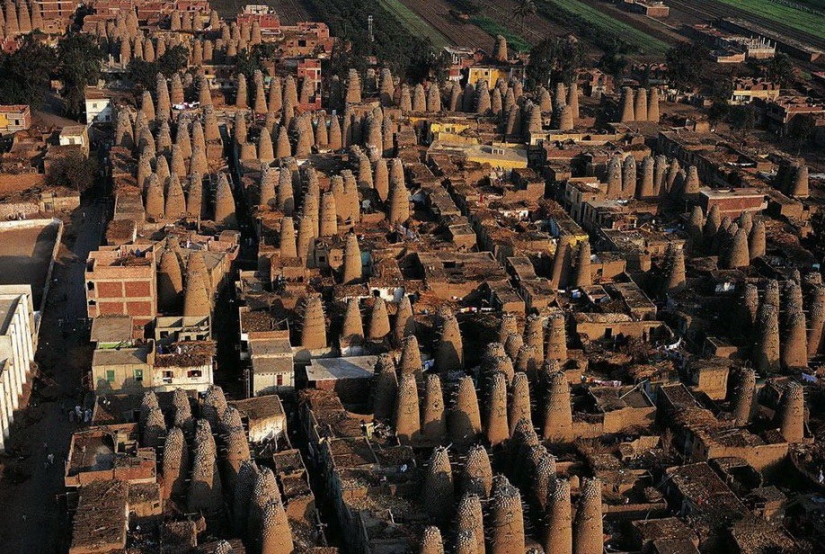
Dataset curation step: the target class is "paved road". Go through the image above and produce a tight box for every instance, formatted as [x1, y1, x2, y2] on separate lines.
[0, 202, 104, 553]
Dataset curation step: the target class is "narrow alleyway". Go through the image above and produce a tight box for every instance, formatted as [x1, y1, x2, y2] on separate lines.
[0, 202, 104, 553]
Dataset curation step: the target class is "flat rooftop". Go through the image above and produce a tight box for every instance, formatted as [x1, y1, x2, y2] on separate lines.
[92, 344, 151, 367]
[0, 296, 20, 335]
[700, 187, 765, 199]
[229, 395, 285, 421]
[0, 220, 60, 309]
[249, 336, 292, 357]
[91, 315, 134, 344]
[306, 355, 378, 383]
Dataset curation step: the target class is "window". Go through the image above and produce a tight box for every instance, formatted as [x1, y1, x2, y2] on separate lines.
[87, 281, 94, 291]
[276, 374, 284, 386]
[133, 369, 143, 382]
[106, 370, 115, 383]
[187, 370, 203, 378]
[162, 371, 173, 384]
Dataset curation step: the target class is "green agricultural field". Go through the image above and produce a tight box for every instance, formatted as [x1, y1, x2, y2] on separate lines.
[469, 16, 532, 52]
[538, 0, 670, 55]
[794, 0, 825, 9]
[711, 0, 825, 40]
[376, 0, 451, 49]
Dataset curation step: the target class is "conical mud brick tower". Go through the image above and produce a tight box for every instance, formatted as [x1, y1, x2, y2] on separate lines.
[161, 427, 189, 499]
[450, 376, 481, 447]
[546, 314, 567, 363]
[573, 478, 603, 554]
[462, 445, 493, 498]
[423, 447, 454, 520]
[394, 295, 416, 342]
[508, 372, 532, 435]
[489, 475, 525, 554]
[456, 493, 485, 554]
[260, 499, 293, 554]
[301, 295, 326, 349]
[574, 242, 592, 287]
[342, 233, 362, 284]
[542, 369, 573, 442]
[436, 309, 463, 372]
[399, 335, 423, 379]
[341, 297, 364, 351]
[188, 419, 223, 515]
[777, 381, 805, 443]
[543, 478, 572, 554]
[372, 354, 397, 422]
[368, 297, 390, 341]
[732, 368, 756, 427]
[485, 372, 509, 446]
[422, 374, 447, 443]
[419, 526, 444, 554]
[395, 373, 420, 444]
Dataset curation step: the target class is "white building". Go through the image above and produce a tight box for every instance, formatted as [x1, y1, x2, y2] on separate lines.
[0, 286, 36, 452]
[84, 86, 113, 125]
[249, 332, 294, 396]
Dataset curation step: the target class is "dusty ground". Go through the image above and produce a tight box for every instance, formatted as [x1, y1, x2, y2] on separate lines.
[0, 203, 104, 553]
[0, 223, 59, 309]
[263, 0, 312, 25]
[398, 0, 495, 51]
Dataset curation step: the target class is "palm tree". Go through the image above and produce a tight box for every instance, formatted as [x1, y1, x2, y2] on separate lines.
[513, 0, 537, 32]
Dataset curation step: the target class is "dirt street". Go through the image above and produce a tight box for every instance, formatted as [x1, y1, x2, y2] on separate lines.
[0, 202, 104, 553]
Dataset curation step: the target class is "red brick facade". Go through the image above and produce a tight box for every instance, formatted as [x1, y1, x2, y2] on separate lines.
[86, 249, 157, 328]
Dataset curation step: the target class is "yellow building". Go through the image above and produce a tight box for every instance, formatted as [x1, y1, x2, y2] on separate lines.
[0, 105, 31, 134]
[427, 121, 478, 145]
[429, 140, 528, 172]
[465, 143, 528, 170]
[468, 65, 528, 87]
[467, 66, 510, 88]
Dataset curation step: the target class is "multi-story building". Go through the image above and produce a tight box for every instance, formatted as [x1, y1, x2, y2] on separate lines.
[84, 86, 114, 125]
[0, 105, 31, 134]
[730, 78, 781, 105]
[86, 248, 157, 328]
[36, 0, 76, 21]
[90, 315, 215, 393]
[0, 285, 36, 452]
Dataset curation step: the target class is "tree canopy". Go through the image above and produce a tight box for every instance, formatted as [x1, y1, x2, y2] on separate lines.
[767, 53, 795, 88]
[234, 43, 278, 82]
[46, 151, 99, 194]
[728, 104, 756, 134]
[305, 0, 443, 83]
[127, 45, 189, 90]
[0, 35, 57, 109]
[666, 42, 707, 92]
[57, 33, 105, 116]
[787, 114, 816, 152]
[526, 37, 583, 88]
[513, 0, 537, 32]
